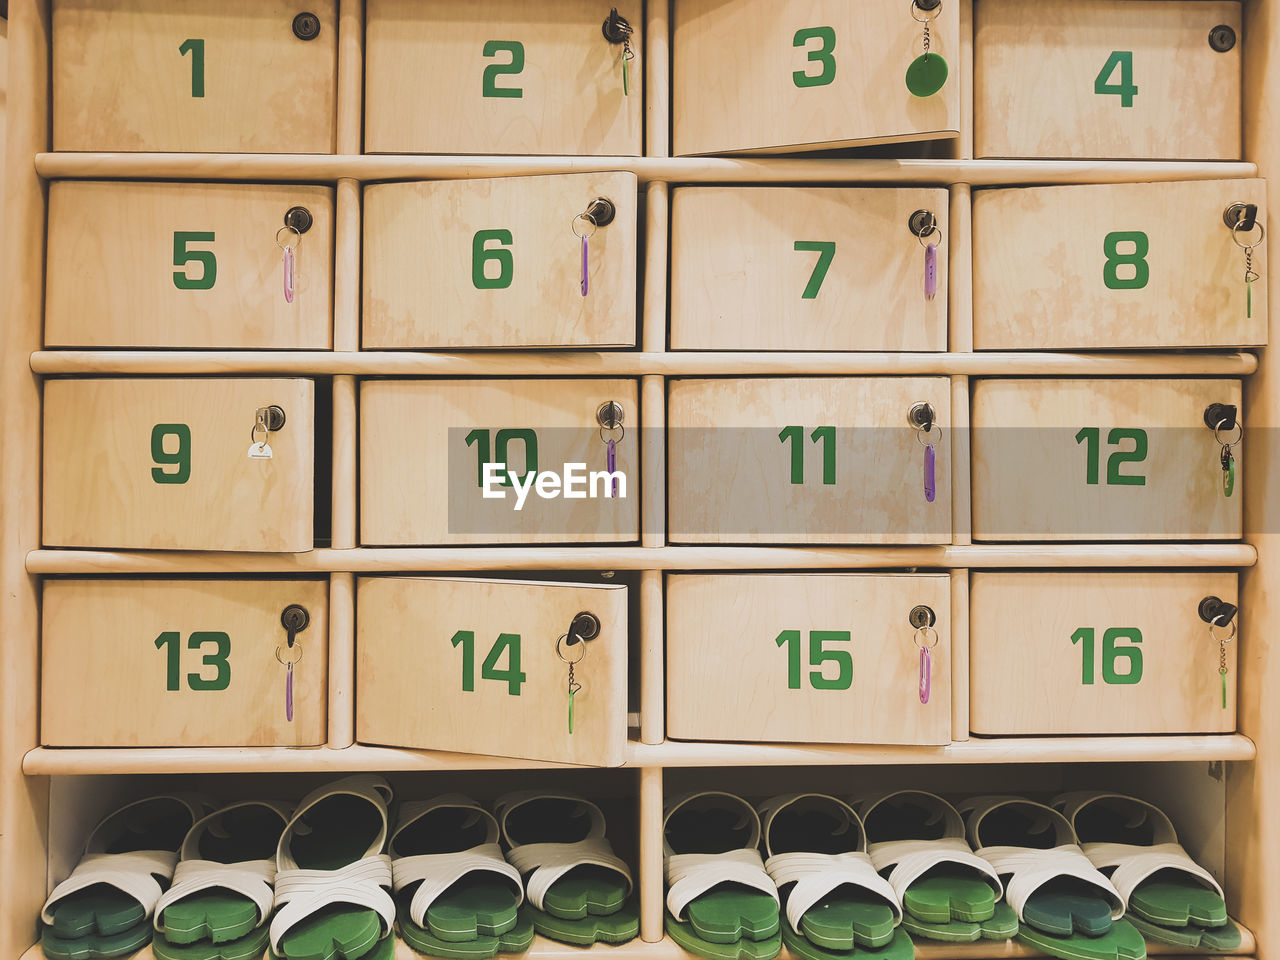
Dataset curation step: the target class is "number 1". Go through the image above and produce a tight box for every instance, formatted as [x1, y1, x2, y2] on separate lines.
[179, 38, 205, 99]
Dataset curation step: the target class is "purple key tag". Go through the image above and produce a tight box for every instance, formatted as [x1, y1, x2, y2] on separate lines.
[597, 400, 625, 500]
[924, 242, 938, 301]
[924, 443, 937, 503]
[919, 646, 932, 704]
[913, 620, 937, 705]
[581, 233, 589, 297]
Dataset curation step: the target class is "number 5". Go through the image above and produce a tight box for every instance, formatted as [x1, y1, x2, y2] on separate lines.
[173, 231, 216, 290]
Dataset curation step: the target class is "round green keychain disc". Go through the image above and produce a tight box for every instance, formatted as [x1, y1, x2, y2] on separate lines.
[906, 53, 949, 98]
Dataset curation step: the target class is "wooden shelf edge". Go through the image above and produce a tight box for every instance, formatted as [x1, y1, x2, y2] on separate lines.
[30, 350, 1260, 377]
[25, 544, 1260, 574]
[31, 153, 1259, 185]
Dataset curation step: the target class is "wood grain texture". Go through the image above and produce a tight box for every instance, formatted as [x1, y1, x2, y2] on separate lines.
[356, 576, 628, 766]
[973, 179, 1268, 349]
[668, 377, 952, 543]
[971, 378, 1243, 541]
[365, 0, 642, 156]
[52, 0, 337, 152]
[673, 0, 959, 156]
[360, 378, 640, 545]
[970, 571, 1237, 736]
[666, 574, 951, 744]
[975, 0, 1241, 159]
[669, 187, 949, 351]
[363, 173, 637, 348]
[41, 579, 328, 747]
[43, 378, 314, 551]
[45, 181, 334, 348]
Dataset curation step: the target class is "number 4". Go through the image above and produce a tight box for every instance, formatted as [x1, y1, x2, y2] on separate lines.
[1094, 51, 1137, 107]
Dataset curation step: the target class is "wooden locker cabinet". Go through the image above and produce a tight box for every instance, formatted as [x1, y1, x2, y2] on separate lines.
[363, 172, 638, 349]
[975, 0, 1242, 159]
[45, 181, 335, 349]
[41, 579, 329, 747]
[667, 574, 952, 745]
[364, 0, 643, 155]
[673, 0, 960, 155]
[357, 576, 629, 766]
[42, 378, 315, 552]
[668, 377, 952, 544]
[973, 179, 1268, 350]
[971, 378, 1243, 542]
[669, 187, 950, 351]
[970, 572, 1238, 736]
[52, 0, 338, 152]
[360, 378, 640, 545]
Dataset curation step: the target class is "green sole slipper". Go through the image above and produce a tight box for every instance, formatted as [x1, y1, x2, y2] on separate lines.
[155, 800, 292, 955]
[665, 792, 782, 960]
[1055, 791, 1231, 940]
[41, 794, 217, 959]
[957, 796, 1135, 960]
[520, 901, 640, 946]
[268, 775, 397, 960]
[1128, 914, 1242, 951]
[782, 921, 914, 960]
[856, 791, 1007, 942]
[155, 924, 271, 960]
[390, 795, 524, 951]
[757, 794, 902, 953]
[495, 792, 637, 945]
[397, 900, 534, 959]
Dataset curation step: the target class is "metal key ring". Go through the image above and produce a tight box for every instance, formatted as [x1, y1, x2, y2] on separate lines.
[917, 225, 944, 249]
[1214, 418, 1244, 447]
[275, 644, 305, 666]
[276, 224, 302, 250]
[251, 423, 269, 443]
[915, 423, 943, 447]
[1210, 619, 1237, 645]
[599, 424, 625, 444]
[911, 0, 942, 23]
[557, 633, 587, 664]
[572, 214, 598, 240]
[1231, 220, 1265, 250]
[914, 626, 940, 650]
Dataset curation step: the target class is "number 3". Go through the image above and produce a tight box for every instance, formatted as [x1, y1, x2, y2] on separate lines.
[793, 27, 836, 88]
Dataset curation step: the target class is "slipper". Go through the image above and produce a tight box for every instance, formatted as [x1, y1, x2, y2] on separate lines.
[41, 794, 218, 960]
[856, 791, 1009, 942]
[495, 791, 638, 946]
[1127, 915, 1241, 951]
[664, 792, 781, 960]
[1054, 793, 1232, 946]
[757, 794, 907, 960]
[389, 794, 525, 956]
[781, 923, 915, 960]
[397, 902, 535, 960]
[153, 801, 292, 957]
[958, 796, 1144, 960]
[269, 775, 396, 960]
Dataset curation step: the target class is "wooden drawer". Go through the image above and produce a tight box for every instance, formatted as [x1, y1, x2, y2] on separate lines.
[365, 0, 642, 155]
[975, 0, 1241, 159]
[668, 378, 952, 544]
[357, 576, 628, 766]
[667, 574, 952, 744]
[971, 379, 1243, 541]
[45, 181, 334, 349]
[360, 379, 640, 545]
[52, 0, 337, 152]
[363, 173, 637, 349]
[41, 579, 328, 747]
[971, 572, 1238, 735]
[43, 378, 314, 551]
[673, 0, 960, 155]
[670, 187, 949, 351]
[974, 180, 1267, 349]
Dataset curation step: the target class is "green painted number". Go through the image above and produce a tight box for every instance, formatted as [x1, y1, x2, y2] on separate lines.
[794, 241, 836, 299]
[1094, 50, 1137, 107]
[173, 231, 216, 290]
[482, 40, 524, 98]
[451, 630, 526, 695]
[151, 423, 191, 484]
[472, 229, 514, 289]
[1075, 426, 1148, 486]
[793, 27, 836, 87]
[776, 629, 853, 690]
[465, 427, 538, 486]
[1071, 626, 1143, 685]
[1103, 231, 1149, 290]
[779, 425, 835, 485]
[154, 630, 230, 691]
[179, 38, 205, 98]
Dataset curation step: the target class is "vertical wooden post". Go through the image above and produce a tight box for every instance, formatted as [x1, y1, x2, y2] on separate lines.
[639, 764, 664, 943]
[645, 0, 671, 159]
[948, 183, 973, 741]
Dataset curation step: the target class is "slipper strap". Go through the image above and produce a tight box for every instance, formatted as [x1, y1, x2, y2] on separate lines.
[868, 837, 1004, 903]
[977, 843, 1124, 922]
[1082, 841, 1225, 906]
[665, 849, 779, 921]
[152, 858, 276, 932]
[41, 850, 178, 924]
[765, 850, 902, 934]
[392, 843, 524, 925]
[505, 838, 633, 911]
[269, 855, 395, 954]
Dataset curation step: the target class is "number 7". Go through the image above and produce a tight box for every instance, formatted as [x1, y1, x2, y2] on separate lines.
[794, 241, 836, 300]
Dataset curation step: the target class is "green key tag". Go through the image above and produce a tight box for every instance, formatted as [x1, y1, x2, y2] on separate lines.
[1221, 667, 1228, 709]
[1224, 456, 1235, 498]
[906, 53, 948, 97]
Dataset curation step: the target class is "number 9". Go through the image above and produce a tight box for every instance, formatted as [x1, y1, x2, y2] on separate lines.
[151, 423, 191, 484]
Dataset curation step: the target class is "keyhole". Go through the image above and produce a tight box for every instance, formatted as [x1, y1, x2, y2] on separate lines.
[282, 604, 310, 647]
[909, 605, 936, 629]
[567, 611, 601, 646]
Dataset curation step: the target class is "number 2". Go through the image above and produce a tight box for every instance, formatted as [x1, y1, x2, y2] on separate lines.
[179, 38, 205, 98]
[794, 241, 836, 299]
[793, 27, 836, 87]
[482, 40, 524, 98]
[1094, 50, 1137, 107]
